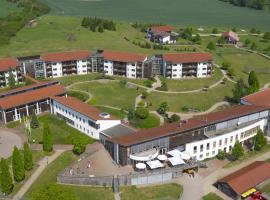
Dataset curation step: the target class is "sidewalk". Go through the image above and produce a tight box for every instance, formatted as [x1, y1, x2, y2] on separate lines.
[12, 150, 65, 200]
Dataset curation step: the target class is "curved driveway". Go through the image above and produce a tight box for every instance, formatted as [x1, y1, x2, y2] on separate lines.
[0, 129, 23, 158]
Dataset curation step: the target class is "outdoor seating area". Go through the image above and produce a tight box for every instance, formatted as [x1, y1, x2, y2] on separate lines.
[133, 148, 195, 172]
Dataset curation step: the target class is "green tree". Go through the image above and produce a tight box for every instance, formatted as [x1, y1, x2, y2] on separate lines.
[30, 184, 79, 200]
[254, 129, 267, 151]
[263, 32, 270, 40]
[232, 27, 237, 33]
[73, 140, 86, 155]
[217, 36, 226, 44]
[43, 122, 53, 152]
[251, 42, 257, 50]
[232, 79, 248, 103]
[12, 146, 25, 182]
[212, 28, 218, 34]
[207, 41, 216, 50]
[127, 108, 134, 120]
[244, 38, 251, 46]
[30, 112, 39, 129]
[168, 114, 180, 123]
[232, 141, 244, 160]
[135, 107, 149, 119]
[216, 150, 225, 160]
[157, 102, 169, 114]
[24, 142, 33, 171]
[248, 71, 260, 94]
[0, 158, 13, 195]
[8, 68, 16, 89]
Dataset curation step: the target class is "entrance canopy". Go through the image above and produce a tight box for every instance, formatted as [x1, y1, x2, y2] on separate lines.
[130, 148, 159, 162]
[168, 157, 185, 166]
[146, 160, 164, 169]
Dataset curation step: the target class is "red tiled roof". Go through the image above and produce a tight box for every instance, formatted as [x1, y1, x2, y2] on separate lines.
[218, 161, 270, 194]
[0, 57, 20, 72]
[0, 80, 59, 98]
[41, 50, 91, 62]
[150, 25, 172, 33]
[0, 85, 66, 110]
[51, 96, 119, 121]
[163, 52, 213, 63]
[242, 88, 270, 107]
[101, 50, 146, 63]
[113, 105, 269, 146]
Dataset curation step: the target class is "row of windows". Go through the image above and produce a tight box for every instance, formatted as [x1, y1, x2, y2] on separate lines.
[193, 126, 260, 154]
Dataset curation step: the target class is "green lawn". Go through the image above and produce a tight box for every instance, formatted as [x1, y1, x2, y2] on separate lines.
[165, 67, 223, 92]
[148, 82, 234, 112]
[215, 51, 270, 85]
[120, 183, 183, 200]
[56, 73, 101, 86]
[25, 151, 114, 200]
[30, 114, 94, 145]
[202, 193, 224, 200]
[260, 180, 270, 194]
[0, 0, 20, 17]
[71, 81, 143, 110]
[67, 90, 90, 102]
[0, 15, 166, 58]
[95, 106, 127, 119]
[130, 113, 160, 129]
[41, 0, 270, 30]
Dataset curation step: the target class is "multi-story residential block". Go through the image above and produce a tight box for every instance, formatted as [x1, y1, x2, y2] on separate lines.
[0, 57, 24, 87]
[101, 105, 270, 165]
[146, 52, 213, 78]
[0, 81, 65, 123]
[51, 96, 122, 139]
[100, 50, 147, 79]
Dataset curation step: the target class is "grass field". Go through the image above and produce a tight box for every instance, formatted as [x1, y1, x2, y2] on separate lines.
[71, 81, 143, 110]
[24, 151, 114, 200]
[202, 193, 224, 200]
[165, 67, 223, 92]
[95, 106, 127, 119]
[120, 183, 183, 200]
[0, 0, 20, 17]
[30, 114, 95, 144]
[41, 0, 270, 30]
[130, 113, 160, 129]
[148, 82, 234, 112]
[0, 15, 163, 57]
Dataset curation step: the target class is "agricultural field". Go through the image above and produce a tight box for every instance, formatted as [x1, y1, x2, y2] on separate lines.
[0, 0, 20, 17]
[40, 0, 270, 30]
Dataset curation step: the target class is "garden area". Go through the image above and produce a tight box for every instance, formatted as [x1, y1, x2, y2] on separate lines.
[24, 151, 114, 200]
[202, 193, 224, 200]
[120, 183, 183, 200]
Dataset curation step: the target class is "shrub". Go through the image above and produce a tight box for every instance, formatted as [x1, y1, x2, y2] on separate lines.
[212, 28, 218, 34]
[73, 140, 86, 155]
[12, 146, 25, 182]
[24, 142, 33, 171]
[254, 129, 267, 151]
[138, 100, 145, 107]
[167, 114, 180, 123]
[263, 32, 270, 40]
[216, 150, 225, 160]
[30, 112, 39, 129]
[232, 141, 244, 160]
[141, 91, 148, 99]
[135, 107, 149, 119]
[0, 158, 13, 195]
[43, 122, 53, 152]
[207, 41, 216, 51]
[157, 102, 169, 115]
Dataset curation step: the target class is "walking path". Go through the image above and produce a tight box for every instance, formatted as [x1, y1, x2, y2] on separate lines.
[150, 111, 165, 125]
[12, 150, 65, 200]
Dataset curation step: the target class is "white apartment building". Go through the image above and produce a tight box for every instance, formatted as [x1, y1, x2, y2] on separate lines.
[162, 53, 213, 79]
[51, 96, 121, 139]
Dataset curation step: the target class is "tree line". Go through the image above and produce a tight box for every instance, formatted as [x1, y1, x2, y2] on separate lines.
[219, 0, 270, 10]
[81, 17, 116, 32]
[0, 0, 50, 46]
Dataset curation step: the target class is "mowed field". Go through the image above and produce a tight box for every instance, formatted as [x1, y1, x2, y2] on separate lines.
[41, 0, 270, 30]
[0, 0, 20, 17]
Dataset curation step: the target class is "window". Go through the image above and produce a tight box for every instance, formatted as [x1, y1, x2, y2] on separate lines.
[206, 143, 210, 150]
[213, 141, 216, 148]
[230, 136, 233, 142]
[193, 146, 197, 154]
[225, 138, 228, 145]
[219, 140, 222, 146]
[212, 151, 215, 155]
[88, 119, 100, 129]
[200, 144, 203, 152]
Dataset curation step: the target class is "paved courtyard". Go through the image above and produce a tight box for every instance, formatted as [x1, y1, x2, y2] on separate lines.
[0, 129, 23, 158]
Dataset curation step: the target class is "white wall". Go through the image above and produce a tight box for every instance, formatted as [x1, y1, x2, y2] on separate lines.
[197, 62, 209, 78]
[104, 60, 114, 76]
[126, 63, 137, 78]
[171, 64, 182, 79]
[52, 100, 121, 139]
[77, 60, 88, 75]
[51, 62, 63, 78]
[184, 119, 266, 161]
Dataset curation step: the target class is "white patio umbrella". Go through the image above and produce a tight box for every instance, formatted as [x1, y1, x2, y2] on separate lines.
[136, 162, 146, 170]
[157, 154, 168, 161]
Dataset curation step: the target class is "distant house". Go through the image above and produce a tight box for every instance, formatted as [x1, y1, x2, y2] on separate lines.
[147, 25, 176, 44]
[223, 31, 239, 44]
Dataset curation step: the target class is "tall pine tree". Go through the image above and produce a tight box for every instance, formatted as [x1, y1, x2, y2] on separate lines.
[24, 142, 33, 171]
[0, 158, 13, 195]
[43, 122, 53, 152]
[30, 112, 39, 129]
[232, 141, 244, 160]
[248, 71, 260, 94]
[12, 146, 25, 182]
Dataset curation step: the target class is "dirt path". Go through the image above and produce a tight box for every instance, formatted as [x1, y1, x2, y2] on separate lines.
[12, 150, 65, 200]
